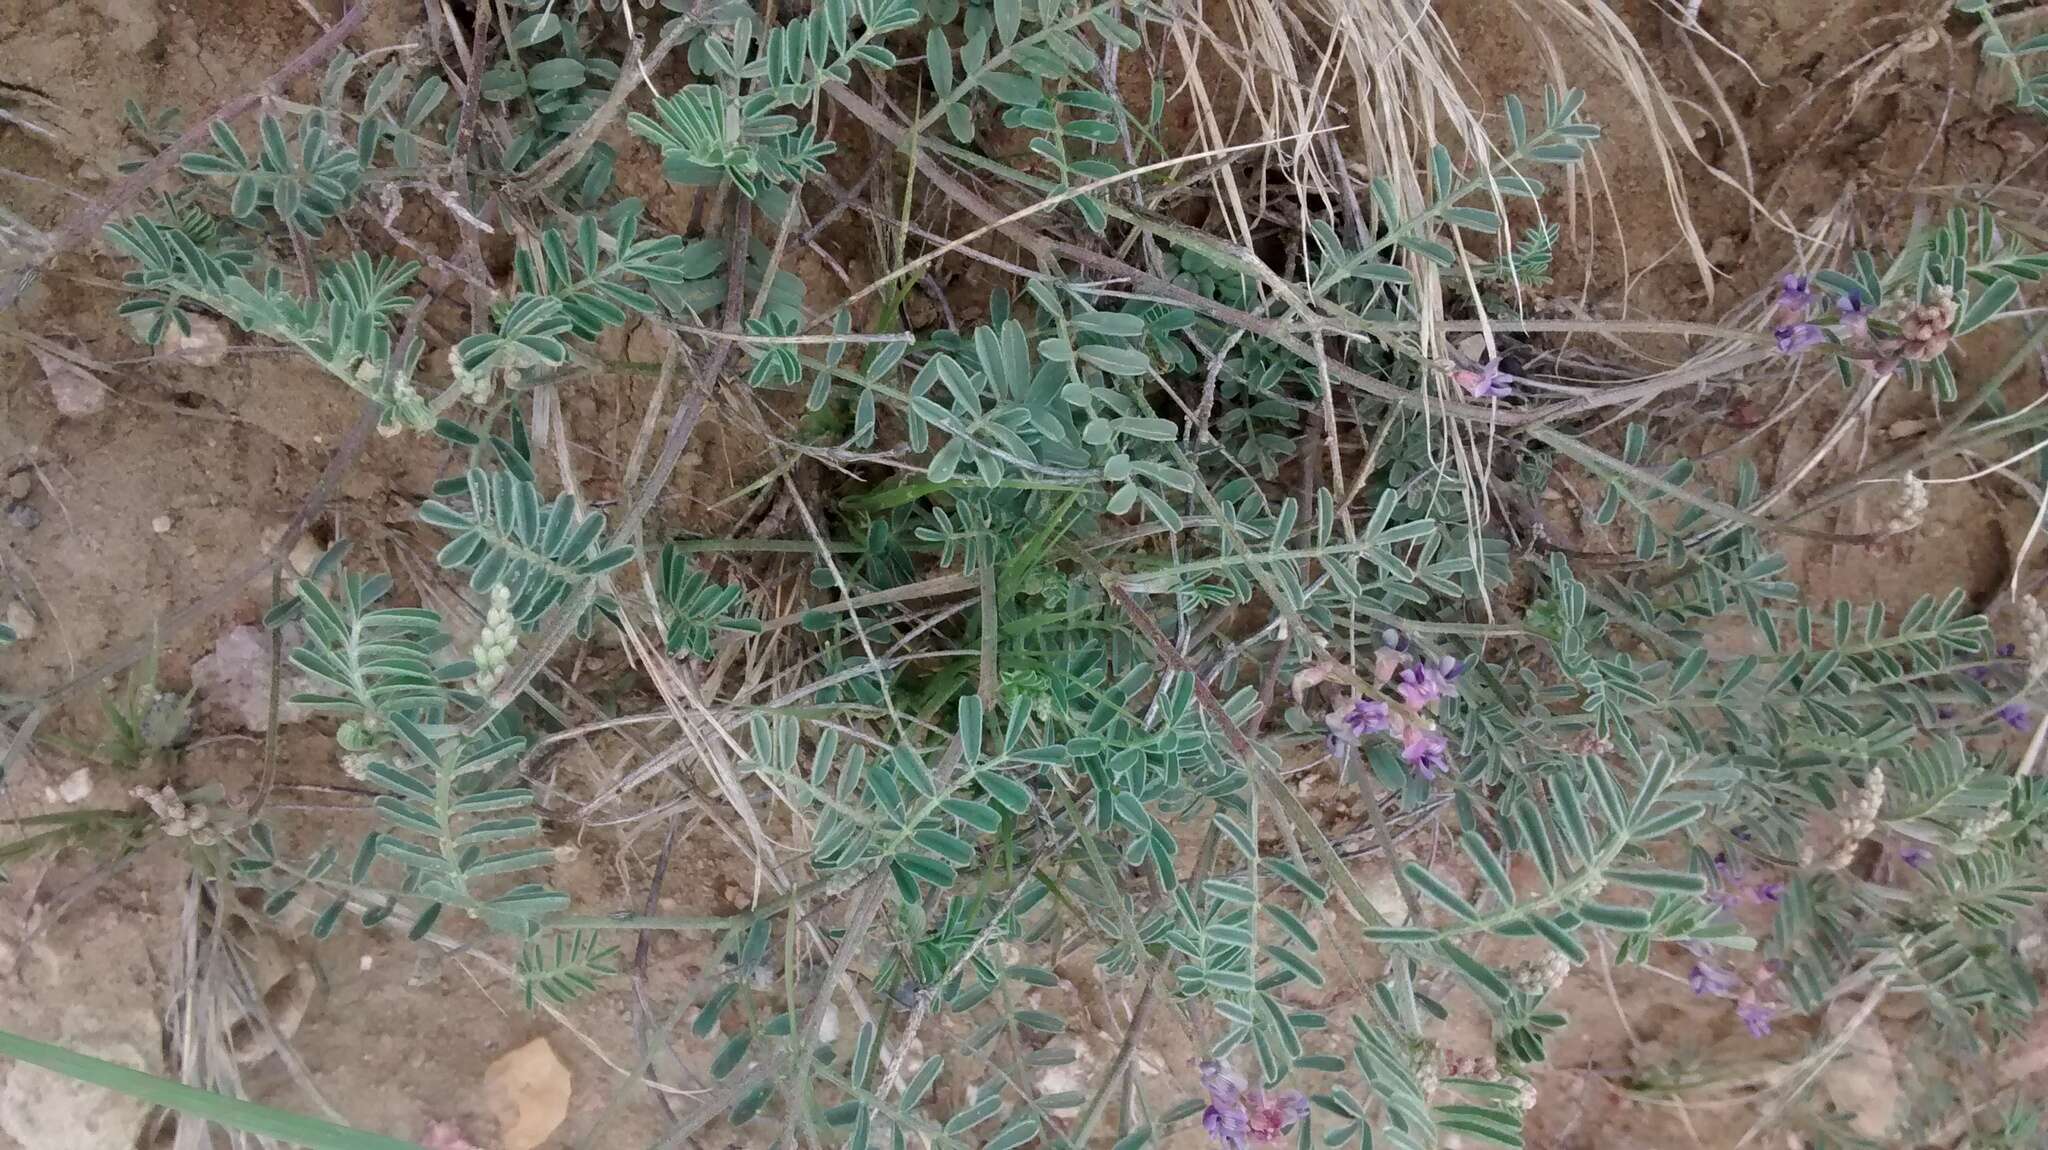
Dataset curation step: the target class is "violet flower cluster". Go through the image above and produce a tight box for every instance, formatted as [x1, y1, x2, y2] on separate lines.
[1199, 1061, 1308, 1150]
[1706, 852, 1784, 911]
[1960, 642, 2036, 733]
[1772, 275, 1826, 355]
[1770, 273, 1964, 374]
[1449, 356, 1516, 400]
[1326, 631, 1463, 781]
[1685, 954, 1781, 1038]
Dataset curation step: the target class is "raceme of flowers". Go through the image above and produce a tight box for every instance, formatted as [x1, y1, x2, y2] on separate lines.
[1768, 273, 1961, 377]
[1199, 1060, 1309, 1149]
[1686, 952, 1781, 1038]
[1325, 630, 1463, 780]
[1706, 851, 1784, 911]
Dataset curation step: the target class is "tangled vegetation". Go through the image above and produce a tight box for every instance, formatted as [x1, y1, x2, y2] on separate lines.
[4, 0, 2048, 1147]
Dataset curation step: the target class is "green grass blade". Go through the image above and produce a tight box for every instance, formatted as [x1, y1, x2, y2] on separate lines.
[0, 1027, 424, 1150]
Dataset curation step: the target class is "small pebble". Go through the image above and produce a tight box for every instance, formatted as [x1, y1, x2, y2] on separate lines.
[4, 601, 34, 641]
[5, 502, 40, 531]
[4, 471, 29, 501]
[151, 515, 172, 534]
[56, 768, 92, 804]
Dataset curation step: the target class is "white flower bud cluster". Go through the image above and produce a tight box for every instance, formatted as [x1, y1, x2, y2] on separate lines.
[359, 356, 432, 436]
[449, 346, 492, 406]
[2023, 596, 2048, 681]
[470, 583, 518, 695]
[133, 784, 219, 846]
[1507, 950, 1572, 995]
[1802, 768, 1885, 871]
[1884, 473, 1928, 535]
[1410, 1038, 1441, 1098]
[1959, 806, 2010, 845]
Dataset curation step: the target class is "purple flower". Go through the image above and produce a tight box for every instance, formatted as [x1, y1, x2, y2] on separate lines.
[1706, 858, 1744, 910]
[1774, 275, 1815, 317]
[1775, 324, 1826, 354]
[1837, 290, 1871, 337]
[1199, 1062, 1305, 1147]
[1200, 1060, 1249, 1150]
[1752, 882, 1785, 904]
[1399, 726, 1451, 779]
[1430, 656, 1465, 695]
[1342, 698, 1391, 738]
[1936, 705, 1956, 720]
[1690, 962, 1742, 998]
[1396, 658, 1461, 711]
[1395, 665, 1438, 710]
[2000, 643, 2018, 658]
[1204, 1100, 1250, 1150]
[1200, 1059, 1244, 1102]
[1451, 359, 1515, 400]
[1244, 1089, 1310, 1142]
[1735, 1001, 1776, 1038]
[1897, 845, 1933, 870]
[1998, 702, 2032, 732]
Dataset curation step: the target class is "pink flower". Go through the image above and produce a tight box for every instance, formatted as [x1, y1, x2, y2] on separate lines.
[1244, 1088, 1310, 1142]
[1373, 631, 1408, 684]
[1451, 359, 1515, 400]
[1341, 698, 1390, 737]
[1395, 658, 1460, 711]
[1399, 726, 1451, 779]
[422, 1124, 485, 1150]
[1198, 1062, 1307, 1146]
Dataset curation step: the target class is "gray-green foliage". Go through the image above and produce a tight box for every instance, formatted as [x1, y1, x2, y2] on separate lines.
[1958, 0, 2048, 115]
[60, 0, 2048, 1145]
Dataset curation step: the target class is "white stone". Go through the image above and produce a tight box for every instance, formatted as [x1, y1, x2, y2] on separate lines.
[157, 316, 228, 366]
[4, 601, 35, 642]
[1034, 1062, 1089, 1109]
[190, 624, 310, 731]
[55, 768, 91, 804]
[31, 349, 106, 416]
[151, 515, 172, 534]
[1363, 871, 1409, 926]
[0, 1015, 156, 1150]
